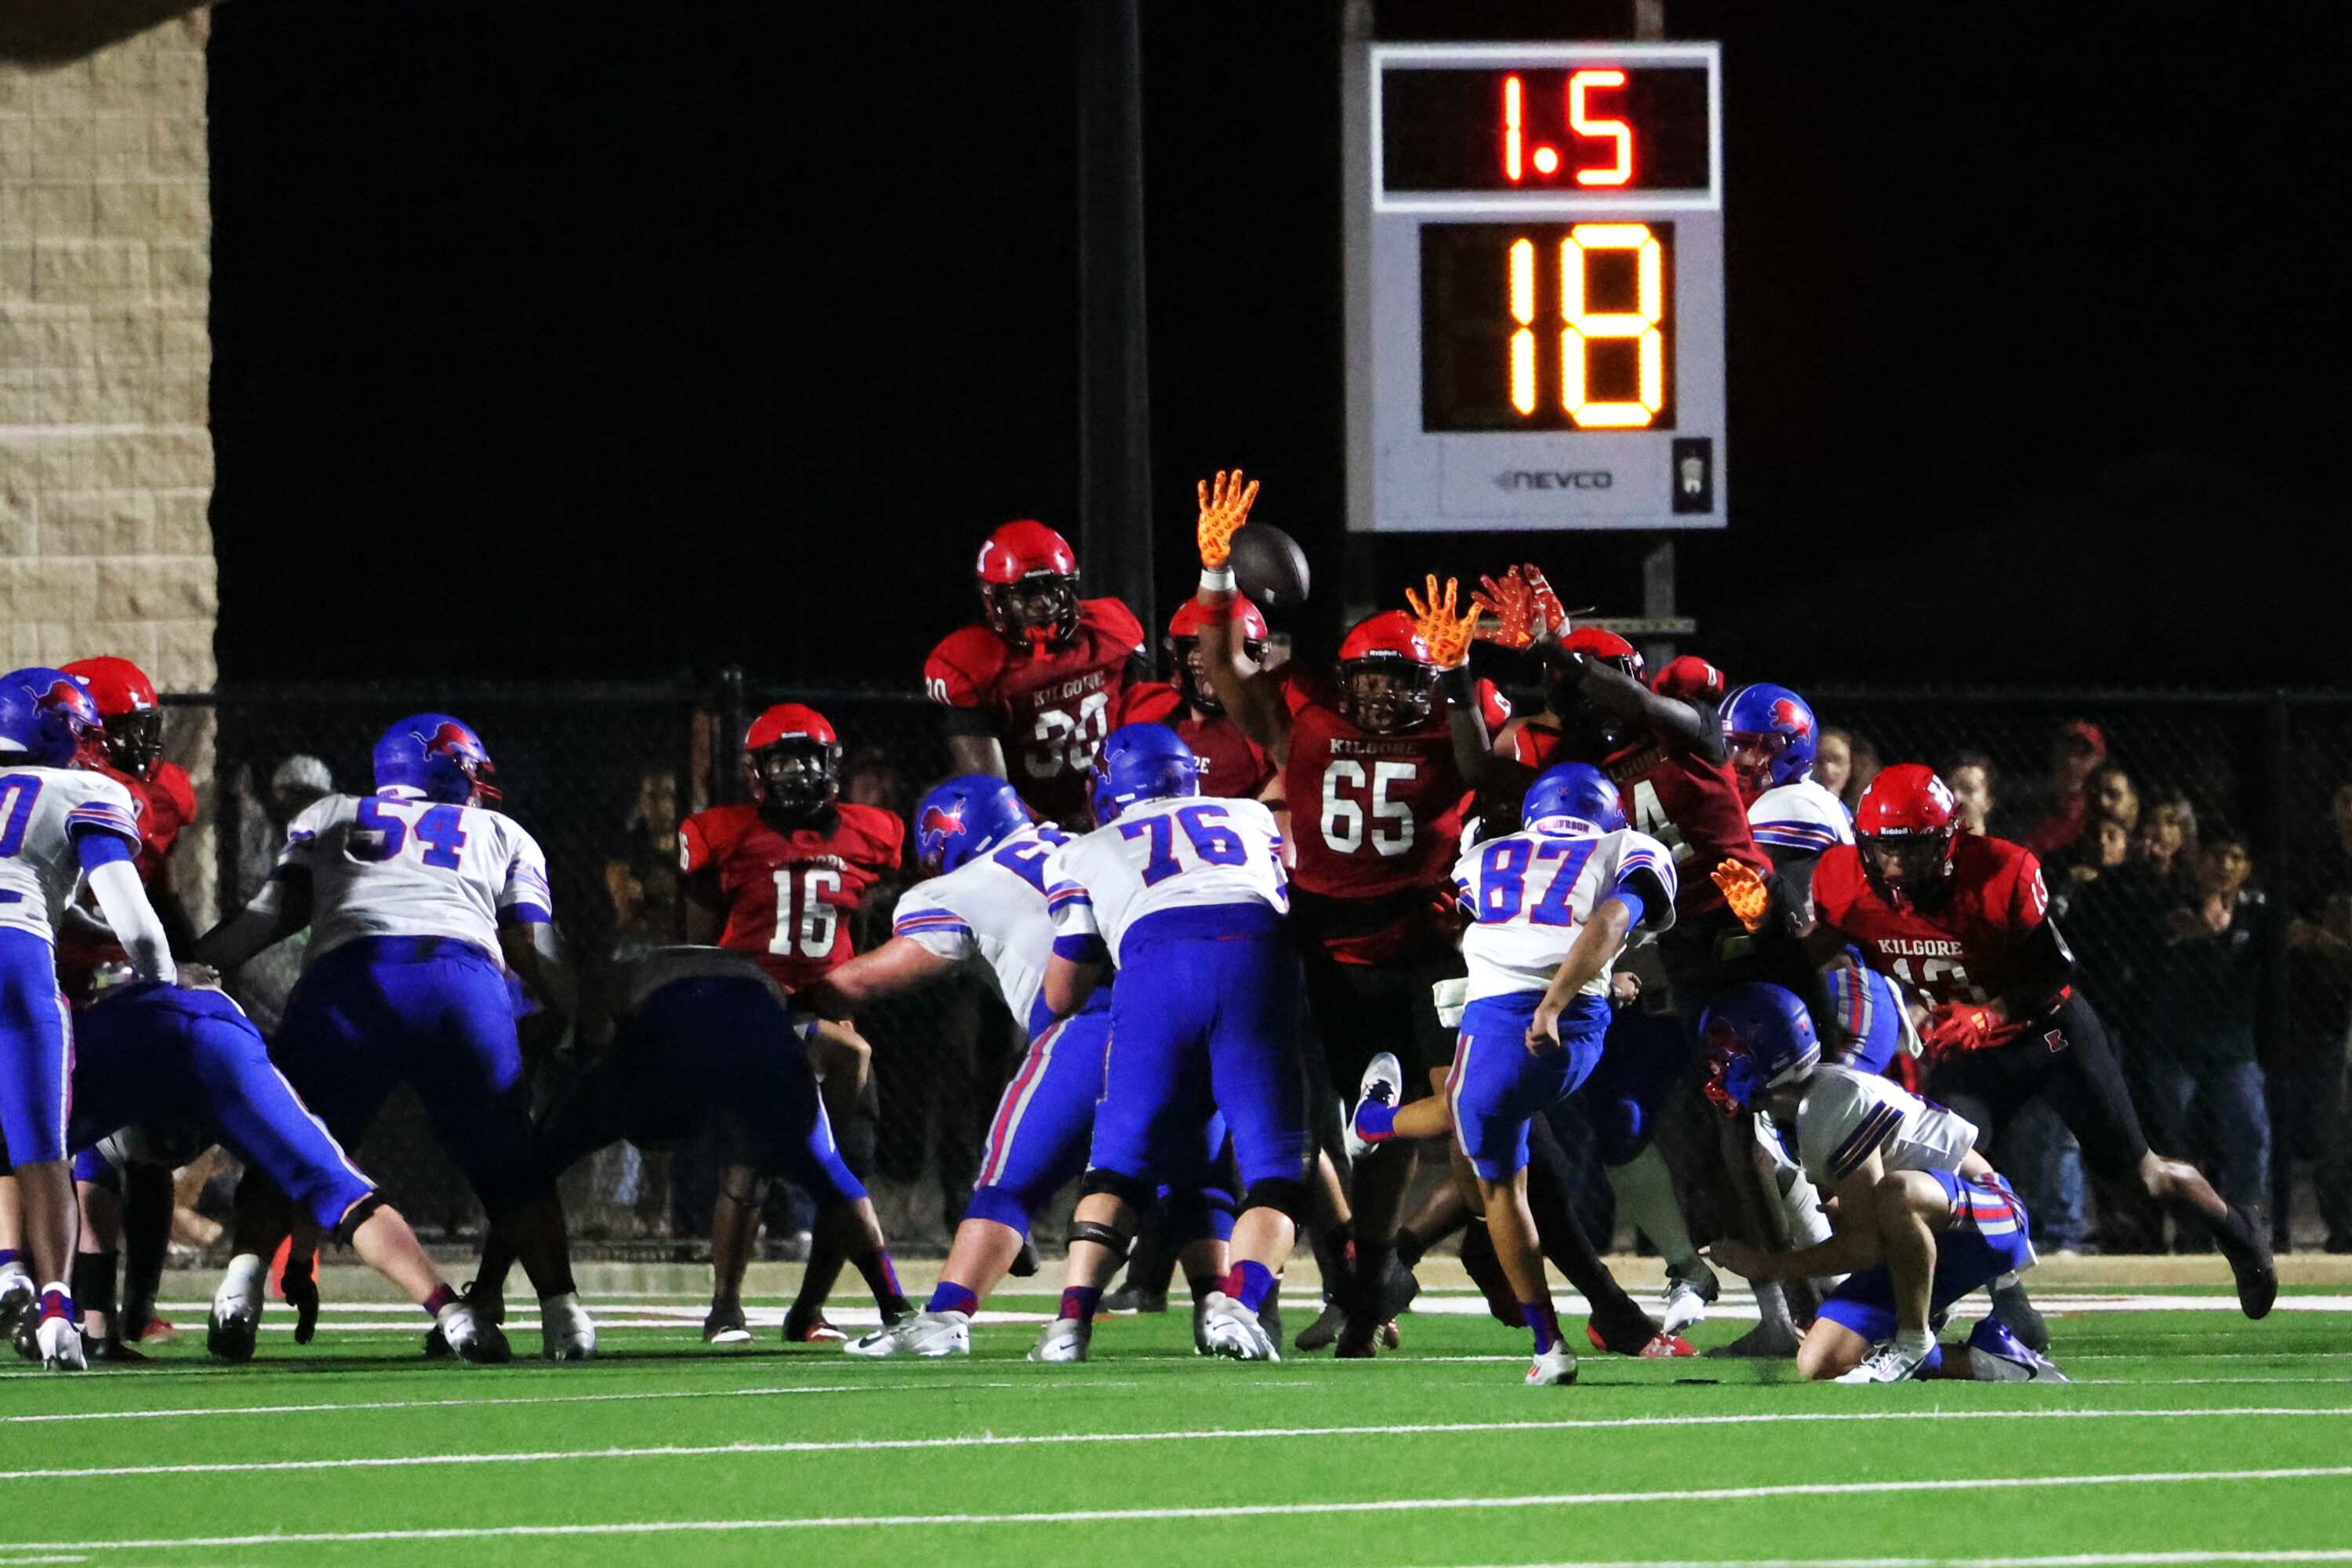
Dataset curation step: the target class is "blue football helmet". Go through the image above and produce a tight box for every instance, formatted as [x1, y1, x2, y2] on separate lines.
[1720, 682, 1819, 800]
[1521, 761, 1625, 833]
[1698, 982, 1822, 1116]
[372, 713, 499, 807]
[914, 773, 1031, 873]
[1090, 723, 1202, 824]
[0, 666, 104, 768]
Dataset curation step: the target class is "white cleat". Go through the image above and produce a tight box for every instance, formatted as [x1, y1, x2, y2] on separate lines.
[1198, 1290, 1280, 1362]
[1660, 1258, 1719, 1337]
[1526, 1345, 1578, 1386]
[1835, 1341, 1931, 1384]
[1028, 1317, 1090, 1363]
[0, 1267, 33, 1341]
[436, 1301, 510, 1364]
[206, 1278, 263, 1363]
[1345, 1051, 1404, 1162]
[37, 1311, 87, 1372]
[849, 1310, 971, 1359]
[539, 1293, 597, 1361]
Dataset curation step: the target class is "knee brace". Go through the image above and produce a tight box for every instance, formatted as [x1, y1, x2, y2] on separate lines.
[329, 1192, 386, 1247]
[1068, 1218, 1133, 1258]
[1079, 1166, 1153, 1210]
[1241, 1175, 1313, 1225]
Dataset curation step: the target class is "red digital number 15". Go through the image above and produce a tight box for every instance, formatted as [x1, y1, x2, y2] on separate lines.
[1502, 69, 1633, 187]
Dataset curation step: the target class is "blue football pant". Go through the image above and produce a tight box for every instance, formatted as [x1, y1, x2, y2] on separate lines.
[1446, 990, 1611, 1182]
[0, 927, 74, 1166]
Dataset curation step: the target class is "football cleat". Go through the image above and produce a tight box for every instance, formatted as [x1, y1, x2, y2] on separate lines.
[1029, 1316, 1091, 1363]
[208, 1279, 263, 1363]
[1345, 1051, 1404, 1161]
[2220, 1202, 2278, 1320]
[0, 1266, 33, 1341]
[1707, 1319, 1802, 1359]
[1198, 1291, 1280, 1361]
[848, 1309, 971, 1359]
[1103, 1282, 1167, 1315]
[1526, 1345, 1579, 1386]
[782, 1308, 848, 1345]
[1587, 1322, 1694, 1358]
[1963, 1317, 2066, 1383]
[539, 1293, 597, 1361]
[703, 1302, 753, 1346]
[1988, 1276, 2049, 1355]
[1294, 1300, 1346, 1352]
[1661, 1256, 1720, 1337]
[37, 1310, 87, 1373]
[1835, 1340, 1931, 1384]
[281, 1254, 321, 1345]
[437, 1302, 510, 1365]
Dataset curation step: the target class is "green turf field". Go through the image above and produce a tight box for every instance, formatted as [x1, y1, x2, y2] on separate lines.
[8, 1268, 2351, 1568]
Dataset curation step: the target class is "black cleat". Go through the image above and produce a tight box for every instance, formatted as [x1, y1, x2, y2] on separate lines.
[1989, 1277, 2049, 1355]
[1102, 1283, 1167, 1315]
[703, 1301, 753, 1345]
[1294, 1300, 1345, 1352]
[281, 1261, 321, 1347]
[2220, 1202, 2278, 1320]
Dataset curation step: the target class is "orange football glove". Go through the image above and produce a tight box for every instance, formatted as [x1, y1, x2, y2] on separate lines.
[1196, 468, 1259, 572]
[1711, 859, 1769, 933]
[1404, 574, 1481, 669]
[1923, 1003, 2000, 1057]
[1471, 567, 1538, 649]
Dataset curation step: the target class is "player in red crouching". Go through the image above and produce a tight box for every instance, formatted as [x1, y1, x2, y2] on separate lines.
[681, 702, 906, 1344]
[56, 656, 200, 1356]
[1116, 597, 1277, 801]
[925, 520, 1147, 829]
[1804, 764, 2275, 1319]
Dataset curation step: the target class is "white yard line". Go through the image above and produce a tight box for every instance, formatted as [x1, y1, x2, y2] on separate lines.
[17, 1465, 2352, 1552]
[1421, 1555, 2352, 1567]
[7, 1406, 2350, 1483]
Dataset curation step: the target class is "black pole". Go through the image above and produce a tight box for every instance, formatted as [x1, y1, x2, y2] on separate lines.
[1076, 0, 1156, 637]
[717, 665, 747, 807]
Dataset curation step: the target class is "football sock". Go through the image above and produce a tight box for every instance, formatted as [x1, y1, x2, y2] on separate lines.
[1751, 1278, 1801, 1347]
[1522, 1300, 1563, 1355]
[423, 1283, 459, 1318]
[1308, 1218, 1354, 1303]
[72, 1249, 118, 1329]
[1353, 1100, 1397, 1142]
[2190, 1196, 2261, 1258]
[854, 1250, 909, 1317]
[1524, 1119, 1646, 1328]
[0, 1249, 19, 1270]
[1189, 1275, 1218, 1305]
[1894, 1327, 1933, 1359]
[1606, 1145, 1700, 1272]
[1347, 1233, 1396, 1314]
[1221, 1260, 1278, 1314]
[220, 1251, 265, 1301]
[1058, 1286, 1102, 1323]
[38, 1285, 74, 1322]
[927, 1282, 980, 1317]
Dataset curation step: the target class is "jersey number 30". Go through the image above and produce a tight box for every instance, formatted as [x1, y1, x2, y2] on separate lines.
[771, 867, 843, 958]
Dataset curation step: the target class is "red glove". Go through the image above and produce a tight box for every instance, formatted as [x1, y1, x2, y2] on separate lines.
[1651, 655, 1727, 703]
[1923, 1003, 1999, 1058]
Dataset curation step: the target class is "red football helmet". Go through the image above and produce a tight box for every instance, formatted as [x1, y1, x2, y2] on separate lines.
[1563, 626, 1646, 684]
[1855, 763, 1961, 909]
[743, 702, 841, 815]
[61, 655, 162, 779]
[1166, 596, 1268, 711]
[977, 521, 1082, 651]
[1337, 610, 1437, 735]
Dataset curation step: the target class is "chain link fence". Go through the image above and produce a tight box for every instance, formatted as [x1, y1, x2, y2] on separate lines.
[151, 681, 2352, 1258]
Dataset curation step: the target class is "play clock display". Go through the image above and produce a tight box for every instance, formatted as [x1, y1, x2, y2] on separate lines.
[1343, 42, 1725, 532]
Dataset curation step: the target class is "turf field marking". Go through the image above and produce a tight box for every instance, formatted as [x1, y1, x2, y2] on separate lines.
[0, 1384, 880, 1425]
[20, 1465, 2352, 1550]
[1421, 1555, 2352, 1566]
[10, 1406, 2352, 1483]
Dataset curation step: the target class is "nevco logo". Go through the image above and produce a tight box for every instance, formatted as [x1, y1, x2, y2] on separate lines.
[1494, 470, 1612, 492]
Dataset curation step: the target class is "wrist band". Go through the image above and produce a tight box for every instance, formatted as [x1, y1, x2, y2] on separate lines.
[1199, 565, 1236, 593]
[1437, 664, 1476, 708]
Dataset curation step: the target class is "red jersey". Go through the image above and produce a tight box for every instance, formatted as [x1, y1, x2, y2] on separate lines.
[1503, 716, 1766, 916]
[1812, 833, 2055, 1047]
[1116, 681, 1275, 800]
[1276, 664, 1508, 963]
[55, 760, 195, 997]
[924, 597, 1145, 826]
[680, 800, 905, 990]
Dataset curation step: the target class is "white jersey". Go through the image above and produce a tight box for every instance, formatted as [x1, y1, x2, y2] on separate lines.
[1453, 822, 1677, 1003]
[888, 822, 1072, 1039]
[1047, 795, 1287, 967]
[1794, 1063, 1979, 1189]
[0, 766, 140, 943]
[249, 789, 553, 967]
[1748, 779, 1853, 858]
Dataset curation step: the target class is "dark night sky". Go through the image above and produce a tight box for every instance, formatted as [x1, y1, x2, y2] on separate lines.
[206, 2, 2347, 691]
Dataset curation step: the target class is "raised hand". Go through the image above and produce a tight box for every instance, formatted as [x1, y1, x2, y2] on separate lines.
[1196, 468, 1260, 571]
[1471, 566, 1541, 649]
[1711, 859, 1769, 933]
[1404, 574, 1481, 669]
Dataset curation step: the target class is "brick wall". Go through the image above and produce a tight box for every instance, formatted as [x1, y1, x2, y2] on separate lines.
[1, 12, 215, 691]
[2, 14, 216, 918]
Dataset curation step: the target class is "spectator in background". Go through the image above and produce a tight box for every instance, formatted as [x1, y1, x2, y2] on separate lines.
[2282, 781, 2352, 1251]
[1845, 733, 1883, 813]
[2138, 793, 2199, 880]
[2016, 720, 2108, 855]
[2095, 764, 2143, 837]
[1813, 727, 1853, 801]
[604, 771, 685, 957]
[2143, 833, 2274, 1240]
[1947, 752, 1997, 837]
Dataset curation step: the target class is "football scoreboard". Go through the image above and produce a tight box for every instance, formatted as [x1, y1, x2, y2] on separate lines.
[1344, 42, 1725, 533]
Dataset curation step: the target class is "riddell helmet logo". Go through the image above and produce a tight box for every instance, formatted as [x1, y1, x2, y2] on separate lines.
[1494, 470, 1612, 492]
